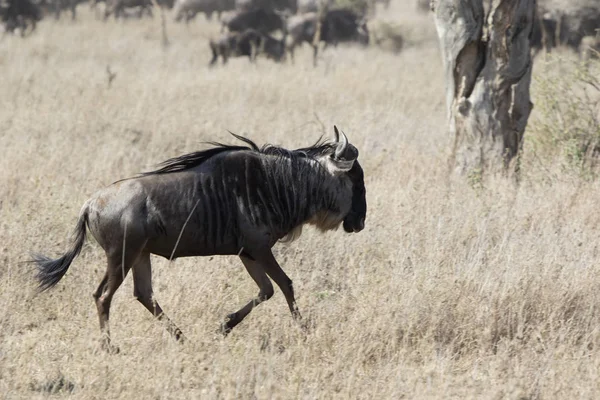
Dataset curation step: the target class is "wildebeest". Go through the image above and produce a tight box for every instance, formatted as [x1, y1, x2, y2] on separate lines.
[531, 9, 560, 56]
[223, 7, 286, 34]
[209, 28, 287, 65]
[173, 0, 234, 22]
[532, 4, 600, 55]
[32, 128, 366, 351]
[46, 0, 86, 20]
[1, 0, 42, 36]
[287, 8, 369, 65]
[286, 11, 318, 61]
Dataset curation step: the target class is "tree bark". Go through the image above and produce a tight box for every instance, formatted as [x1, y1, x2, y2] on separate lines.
[432, 0, 536, 176]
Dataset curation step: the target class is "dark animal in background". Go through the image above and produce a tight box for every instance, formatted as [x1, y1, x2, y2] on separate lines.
[1, 0, 42, 36]
[209, 28, 287, 65]
[47, 0, 86, 20]
[531, 9, 560, 56]
[173, 0, 235, 22]
[531, 5, 600, 56]
[32, 127, 367, 351]
[319, 8, 369, 47]
[286, 11, 318, 62]
[223, 7, 286, 34]
[287, 8, 369, 66]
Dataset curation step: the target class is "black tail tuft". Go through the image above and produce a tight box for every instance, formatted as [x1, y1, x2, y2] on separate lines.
[32, 252, 77, 292]
[31, 207, 88, 292]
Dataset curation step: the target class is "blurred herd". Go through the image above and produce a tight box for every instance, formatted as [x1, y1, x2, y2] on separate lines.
[1, 0, 599, 65]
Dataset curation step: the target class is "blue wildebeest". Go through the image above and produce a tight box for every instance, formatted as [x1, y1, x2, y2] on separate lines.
[1, 0, 42, 36]
[223, 7, 286, 34]
[209, 28, 287, 65]
[32, 127, 367, 352]
[287, 8, 369, 65]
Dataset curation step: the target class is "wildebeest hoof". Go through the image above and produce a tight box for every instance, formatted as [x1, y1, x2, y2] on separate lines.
[219, 323, 232, 337]
[219, 313, 238, 336]
[100, 341, 120, 355]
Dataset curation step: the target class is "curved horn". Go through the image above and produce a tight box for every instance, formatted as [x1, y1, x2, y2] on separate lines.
[334, 125, 340, 143]
[335, 129, 349, 159]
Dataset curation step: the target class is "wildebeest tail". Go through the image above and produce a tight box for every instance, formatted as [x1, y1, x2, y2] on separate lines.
[32, 204, 89, 292]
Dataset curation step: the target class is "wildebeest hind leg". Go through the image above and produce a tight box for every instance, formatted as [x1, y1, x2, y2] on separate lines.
[221, 255, 274, 335]
[132, 253, 186, 342]
[93, 247, 142, 352]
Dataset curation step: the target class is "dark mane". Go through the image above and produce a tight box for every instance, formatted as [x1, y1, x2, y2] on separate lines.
[141, 132, 337, 176]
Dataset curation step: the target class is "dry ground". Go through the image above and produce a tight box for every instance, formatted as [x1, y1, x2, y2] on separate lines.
[2, 3, 600, 399]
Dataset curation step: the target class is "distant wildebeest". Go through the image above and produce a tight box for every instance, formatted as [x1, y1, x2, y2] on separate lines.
[235, 0, 296, 13]
[32, 128, 366, 351]
[287, 8, 369, 65]
[532, 5, 600, 55]
[319, 8, 369, 46]
[286, 11, 318, 61]
[209, 28, 287, 65]
[104, 0, 152, 19]
[223, 7, 286, 34]
[47, 0, 86, 20]
[1, 0, 42, 36]
[173, 0, 234, 22]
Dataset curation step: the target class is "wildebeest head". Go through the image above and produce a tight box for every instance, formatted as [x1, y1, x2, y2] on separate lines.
[317, 126, 366, 233]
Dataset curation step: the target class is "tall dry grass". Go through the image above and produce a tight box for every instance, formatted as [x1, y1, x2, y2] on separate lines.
[1, 3, 600, 399]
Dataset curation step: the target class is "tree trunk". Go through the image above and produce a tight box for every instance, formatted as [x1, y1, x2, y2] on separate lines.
[432, 0, 536, 176]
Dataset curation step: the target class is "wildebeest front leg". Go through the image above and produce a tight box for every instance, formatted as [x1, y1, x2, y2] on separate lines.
[222, 255, 274, 335]
[259, 250, 301, 320]
[132, 253, 186, 342]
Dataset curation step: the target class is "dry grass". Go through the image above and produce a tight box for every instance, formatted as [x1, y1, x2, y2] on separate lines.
[2, 3, 600, 399]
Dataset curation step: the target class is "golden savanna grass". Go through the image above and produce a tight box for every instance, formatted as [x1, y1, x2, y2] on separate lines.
[2, 3, 600, 399]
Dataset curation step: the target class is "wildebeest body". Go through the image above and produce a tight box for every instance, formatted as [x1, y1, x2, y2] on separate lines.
[33, 129, 366, 351]
[224, 7, 285, 34]
[287, 8, 369, 65]
[319, 8, 369, 46]
[90, 149, 336, 257]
